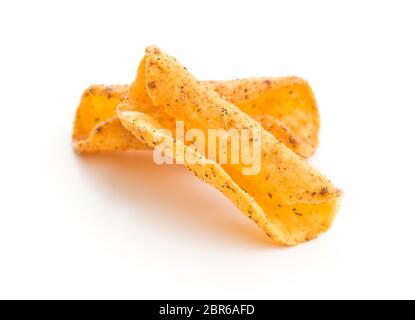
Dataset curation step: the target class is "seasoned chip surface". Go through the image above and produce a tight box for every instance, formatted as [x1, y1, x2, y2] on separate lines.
[73, 78, 319, 157]
[115, 46, 342, 245]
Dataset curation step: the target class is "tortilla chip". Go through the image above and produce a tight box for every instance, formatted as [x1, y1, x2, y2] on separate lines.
[117, 46, 342, 245]
[73, 78, 319, 157]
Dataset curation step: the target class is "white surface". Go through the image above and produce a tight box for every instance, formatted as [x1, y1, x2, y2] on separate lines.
[0, 0, 414, 300]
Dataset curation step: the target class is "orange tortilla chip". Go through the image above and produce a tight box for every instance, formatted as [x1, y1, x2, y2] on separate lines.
[73, 78, 319, 157]
[116, 46, 342, 245]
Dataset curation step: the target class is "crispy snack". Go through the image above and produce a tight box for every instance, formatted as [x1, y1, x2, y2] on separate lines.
[73, 78, 319, 157]
[117, 46, 342, 245]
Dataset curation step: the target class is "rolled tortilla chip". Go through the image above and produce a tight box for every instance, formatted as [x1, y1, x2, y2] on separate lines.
[117, 46, 342, 245]
[73, 78, 319, 157]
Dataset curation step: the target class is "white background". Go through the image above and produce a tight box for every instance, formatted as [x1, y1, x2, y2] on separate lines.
[0, 0, 414, 300]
